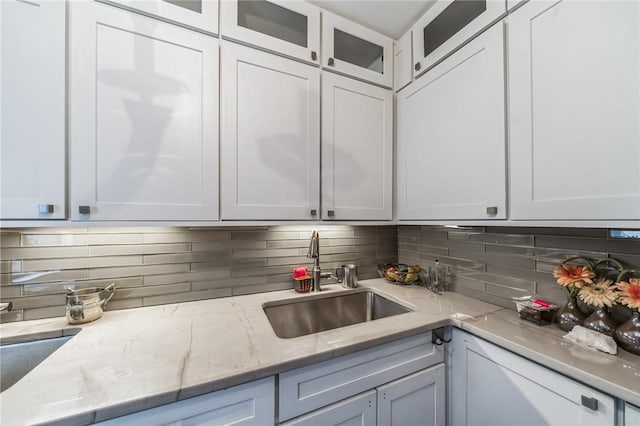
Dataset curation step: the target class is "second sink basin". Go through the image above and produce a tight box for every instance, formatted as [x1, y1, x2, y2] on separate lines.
[263, 289, 412, 339]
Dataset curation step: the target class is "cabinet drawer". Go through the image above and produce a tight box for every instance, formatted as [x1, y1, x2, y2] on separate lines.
[96, 376, 275, 425]
[280, 390, 376, 426]
[279, 332, 442, 421]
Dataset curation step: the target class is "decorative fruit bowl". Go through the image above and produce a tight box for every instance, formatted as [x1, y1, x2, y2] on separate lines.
[377, 263, 421, 284]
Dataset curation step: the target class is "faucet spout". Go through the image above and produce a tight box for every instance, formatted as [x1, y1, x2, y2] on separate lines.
[307, 230, 322, 292]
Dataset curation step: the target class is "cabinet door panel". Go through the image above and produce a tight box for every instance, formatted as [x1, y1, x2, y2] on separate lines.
[397, 23, 506, 220]
[626, 402, 640, 426]
[0, 0, 66, 219]
[394, 30, 413, 92]
[377, 365, 445, 426]
[70, 1, 219, 221]
[448, 329, 616, 426]
[322, 73, 392, 220]
[221, 42, 320, 220]
[508, 0, 640, 220]
[281, 390, 376, 426]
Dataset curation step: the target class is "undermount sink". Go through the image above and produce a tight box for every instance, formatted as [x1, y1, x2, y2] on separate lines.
[263, 289, 412, 339]
[0, 335, 73, 392]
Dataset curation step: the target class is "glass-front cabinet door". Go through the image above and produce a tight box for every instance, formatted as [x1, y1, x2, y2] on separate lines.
[220, 0, 320, 65]
[412, 0, 505, 77]
[105, 0, 219, 35]
[322, 11, 393, 88]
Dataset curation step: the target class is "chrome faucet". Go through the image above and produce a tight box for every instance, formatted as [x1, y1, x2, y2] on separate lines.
[307, 230, 340, 292]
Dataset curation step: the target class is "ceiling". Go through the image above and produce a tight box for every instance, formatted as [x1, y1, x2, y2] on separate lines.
[308, 0, 435, 39]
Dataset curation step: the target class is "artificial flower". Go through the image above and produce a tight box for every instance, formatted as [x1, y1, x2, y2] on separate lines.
[553, 264, 595, 288]
[579, 278, 619, 308]
[617, 278, 640, 310]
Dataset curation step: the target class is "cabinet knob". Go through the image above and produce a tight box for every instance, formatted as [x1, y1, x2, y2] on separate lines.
[486, 206, 498, 215]
[38, 204, 54, 214]
[328, 57, 334, 66]
[310, 209, 317, 216]
[581, 396, 598, 411]
[327, 210, 335, 217]
[78, 205, 91, 215]
[311, 51, 317, 61]
[415, 62, 421, 71]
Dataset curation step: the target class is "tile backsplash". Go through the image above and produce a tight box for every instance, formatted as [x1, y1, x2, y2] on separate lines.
[0, 226, 397, 323]
[398, 225, 640, 310]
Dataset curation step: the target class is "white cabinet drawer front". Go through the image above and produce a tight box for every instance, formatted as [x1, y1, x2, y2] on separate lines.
[102, 0, 218, 35]
[322, 11, 393, 88]
[0, 0, 66, 219]
[449, 329, 616, 426]
[70, 1, 219, 221]
[412, 0, 506, 77]
[220, 0, 320, 65]
[377, 365, 445, 426]
[96, 376, 275, 425]
[220, 42, 320, 220]
[508, 0, 640, 220]
[321, 73, 393, 220]
[281, 390, 377, 426]
[279, 332, 442, 421]
[397, 23, 506, 220]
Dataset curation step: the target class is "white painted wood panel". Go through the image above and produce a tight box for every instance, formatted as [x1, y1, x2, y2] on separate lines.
[70, 1, 219, 221]
[103, 0, 218, 35]
[322, 73, 393, 221]
[448, 329, 616, 426]
[322, 11, 393, 88]
[508, 0, 640, 220]
[0, 0, 66, 219]
[377, 365, 445, 426]
[394, 30, 413, 92]
[397, 23, 506, 220]
[281, 390, 376, 426]
[220, 0, 320, 65]
[220, 42, 320, 220]
[626, 402, 640, 426]
[96, 376, 275, 425]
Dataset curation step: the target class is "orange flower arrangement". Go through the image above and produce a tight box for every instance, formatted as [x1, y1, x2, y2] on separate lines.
[579, 278, 619, 308]
[617, 278, 640, 311]
[553, 263, 596, 296]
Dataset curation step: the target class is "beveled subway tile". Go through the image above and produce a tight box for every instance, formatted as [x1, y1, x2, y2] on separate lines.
[193, 258, 266, 271]
[0, 260, 21, 273]
[448, 231, 534, 246]
[114, 283, 191, 299]
[0, 309, 24, 323]
[89, 243, 190, 256]
[144, 269, 231, 286]
[484, 252, 536, 270]
[1, 246, 89, 261]
[24, 306, 66, 321]
[1, 269, 88, 285]
[88, 263, 190, 279]
[486, 244, 536, 257]
[21, 233, 144, 247]
[232, 281, 291, 296]
[231, 265, 293, 278]
[192, 240, 266, 251]
[0, 233, 21, 248]
[535, 235, 640, 255]
[491, 226, 608, 238]
[22, 277, 143, 295]
[485, 282, 533, 300]
[419, 245, 449, 257]
[232, 248, 304, 259]
[106, 298, 143, 311]
[534, 282, 567, 306]
[0, 285, 21, 298]
[23, 255, 142, 272]
[187, 230, 233, 242]
[267, 240, 310, 249]
[191, 276, 267, 292]
[10, 294, 65, 310]
[143, 288, 232, 306]
[232, 231, 299, 241]
[267, 256, 310, 267]
[141, 232, 191, 243]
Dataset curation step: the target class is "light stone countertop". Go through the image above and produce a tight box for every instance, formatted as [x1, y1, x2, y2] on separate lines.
[0, 279, 639, 425]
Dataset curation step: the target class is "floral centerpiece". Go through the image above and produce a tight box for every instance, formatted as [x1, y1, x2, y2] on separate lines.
[552, 257, 596, 331]
[614, 273, 640, 355]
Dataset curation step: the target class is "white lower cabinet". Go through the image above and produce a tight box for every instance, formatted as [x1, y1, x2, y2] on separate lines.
[397, 22, 506, 220]
[279, 332, 444, 426]
[70, 1, 219, 221]
[448, 329, 616, 426]
[626, 402, 640, 426]
[96, 376, 275, 425]
[220, 42, 320, 220]
[321, 72, 393, 221]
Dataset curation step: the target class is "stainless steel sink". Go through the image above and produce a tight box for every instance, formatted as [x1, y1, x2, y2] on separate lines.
[0, 336, 73, 392]
[263, 290, 412, 339]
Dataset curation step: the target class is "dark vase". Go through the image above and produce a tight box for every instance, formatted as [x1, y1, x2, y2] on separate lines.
[615, 311, 640, 355]
[583, 306, 618, 337]
[557, 295, 586, 332]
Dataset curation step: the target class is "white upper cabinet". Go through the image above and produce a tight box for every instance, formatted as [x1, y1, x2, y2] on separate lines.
[412, 0, 506, 77]
[397, 23, 506, 220]
[70, 1, 219, 221]
[322, 73, 393, 221]
[508, 0, 640, 220]
[220, 42, 320, 220]
[104, 0, 218, 35]
[0, 0, 66, 220]
[220, 0, 320, 65]
[394, 29, 413, 92]
[321, 11, 393, 88]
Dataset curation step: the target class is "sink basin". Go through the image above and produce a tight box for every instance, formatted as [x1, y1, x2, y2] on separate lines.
[263, 290, 412, 339]
[0, 336, 73, 392]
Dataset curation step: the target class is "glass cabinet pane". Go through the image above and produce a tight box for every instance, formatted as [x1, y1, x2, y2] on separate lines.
[334, 28, 384, 74]
[163, 0, 202, 14]
[237, 0, 308, 48]
[423, 0, 486, 57]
